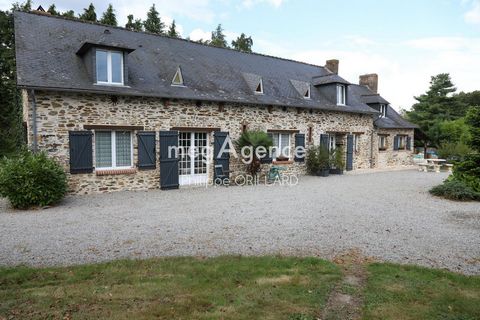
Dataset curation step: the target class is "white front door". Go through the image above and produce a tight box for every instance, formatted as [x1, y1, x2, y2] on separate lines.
[178, 132, 208, 185]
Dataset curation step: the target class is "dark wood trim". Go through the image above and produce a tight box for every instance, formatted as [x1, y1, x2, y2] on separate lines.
[267, 129, 300, 133]
[352, 131, 365, 135]
[84, 124, 144, 130]
[378, 133, 390, 136]
[326, 131, 349, 134]
[273, 160, 294, 165]
[170, 126, 221, 132]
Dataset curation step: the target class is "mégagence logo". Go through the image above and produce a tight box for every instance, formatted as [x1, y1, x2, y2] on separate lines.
[167, 136, 306, 164]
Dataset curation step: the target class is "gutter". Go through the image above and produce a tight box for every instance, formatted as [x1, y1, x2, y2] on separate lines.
[28, 89, 38, 153]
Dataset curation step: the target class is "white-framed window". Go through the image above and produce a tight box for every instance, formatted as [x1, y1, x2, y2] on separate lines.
[172, 66, 184, 86]
[95, 49, 124, 85]
[329, 134, 336, 151]
[95, 131, 133, 169]
[378, 135, 387, 150]
[398, 135, 406, 149]
[353, 134, 359, 153]
[255, 79, 264, 94]
[268, 132, 291, 160]
[380, 104, 387, 118]
[336, 84, 346, 105]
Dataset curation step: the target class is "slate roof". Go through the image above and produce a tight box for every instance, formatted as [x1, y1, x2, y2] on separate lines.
[14, 11, 378, 115]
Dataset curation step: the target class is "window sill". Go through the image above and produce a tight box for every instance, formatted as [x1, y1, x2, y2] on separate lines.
[95, 168, 136, 176]
[94, 83, 130, 88]
[273, 160, 293, 165]
[379, 148, 387, 152]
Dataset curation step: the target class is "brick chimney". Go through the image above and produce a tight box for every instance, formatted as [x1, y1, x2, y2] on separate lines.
[325, 59, 339, 75]
[359, 73, 378, 93]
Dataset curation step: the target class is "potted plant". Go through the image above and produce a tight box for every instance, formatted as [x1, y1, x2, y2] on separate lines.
[317, 146, 330, 177]
[329, 148, 345, 174]
[306, 146, 319, 175]
[235, 130, 273, 181]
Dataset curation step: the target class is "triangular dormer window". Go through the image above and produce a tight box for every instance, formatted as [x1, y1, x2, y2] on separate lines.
[172, 67, 184, 86]
[255, 79, 263, 94]
[304, 86, 311, 99]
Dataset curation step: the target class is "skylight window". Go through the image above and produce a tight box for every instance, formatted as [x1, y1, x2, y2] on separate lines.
[171, 67, 184, 86]
[255, 79, 264, 94]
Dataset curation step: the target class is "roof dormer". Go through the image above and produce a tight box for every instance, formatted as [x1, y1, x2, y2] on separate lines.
[242, 72, 264, 95]
[171, 66, 184, 86]
[290, 79, 311, 99]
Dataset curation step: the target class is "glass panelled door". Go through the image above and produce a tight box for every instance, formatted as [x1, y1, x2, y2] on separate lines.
[178, 132, 208, 185]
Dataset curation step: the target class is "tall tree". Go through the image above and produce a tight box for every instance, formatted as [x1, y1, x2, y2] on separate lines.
[167, 20, 180, 38]
[47, 4, 59, 15]
[232, 33, 253, 52]
[0, 9, 23, 156]
[144, 4, 165, 34]
[11, 0, 31, 11]
[407, 73, 465, 151]
[62, 10, 75, 18]
[210, 24, 228, 48]
[100, 4, 117, 26]
[125, 14, 143, 31]
[79, 3, 97, 22]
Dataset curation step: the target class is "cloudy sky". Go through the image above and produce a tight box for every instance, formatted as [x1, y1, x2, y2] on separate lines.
[2, 0, 479, 109]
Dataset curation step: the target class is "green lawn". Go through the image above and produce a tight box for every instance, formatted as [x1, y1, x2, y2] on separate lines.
[0, 257, 479, 320]
[0, 256, 340, 320]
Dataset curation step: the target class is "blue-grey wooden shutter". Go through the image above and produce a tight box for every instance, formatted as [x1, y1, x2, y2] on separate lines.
[137, 131, 156, 170]
[393, 135, 399, 150]
[346, 134, 354, 171]
[294, 133, 305, 162]
[159, 130, 179, 190]
[320, 134, 329, 151]
[407, 136, 412, 150]
[69, 131, 93, 174]
[261, 132, 273, 163]
[214, 131, 230, 179]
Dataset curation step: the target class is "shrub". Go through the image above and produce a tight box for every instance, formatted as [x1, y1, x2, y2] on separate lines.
[0, 150, 67, 209]
[305, 146, 319, 175]
[452, 153, 480, 192]
[436, 141, 471, 161]
[429, 179, 480, 201]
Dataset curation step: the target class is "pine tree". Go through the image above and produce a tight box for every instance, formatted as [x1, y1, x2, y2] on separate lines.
[144, 4, 165, 34]
[79, 3, 97, 22]
[100, 4, 117, 26]
[11, 0, 32, 11]
[62, 10, 75, 18]
[0, 9, 24, 156]
[167, 20, 180, 38]
[210, 24, 228, 48]
[125, 14, 143, 31]
[47, 4, 59, 15]
[232, 33, 253, 53]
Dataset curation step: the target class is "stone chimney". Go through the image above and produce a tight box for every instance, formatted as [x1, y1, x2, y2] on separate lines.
[359, 73, 378, 93]
[325, 59, 339, 75]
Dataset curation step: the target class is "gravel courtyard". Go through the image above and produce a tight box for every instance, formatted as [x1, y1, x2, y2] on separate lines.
[1, 170, 479, 274]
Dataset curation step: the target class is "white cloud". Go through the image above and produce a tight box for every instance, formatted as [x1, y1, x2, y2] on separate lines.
[189, 28, 211, 41]
[241, 0, 285, 9]
[464, 0, 480, 24]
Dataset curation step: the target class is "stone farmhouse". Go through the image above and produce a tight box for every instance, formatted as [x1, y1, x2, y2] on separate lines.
[14, 11, 417, 194]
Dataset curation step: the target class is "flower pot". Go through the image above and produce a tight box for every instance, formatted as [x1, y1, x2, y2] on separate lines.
[329, 168, 344, 175]
[316, 168, 330, 177]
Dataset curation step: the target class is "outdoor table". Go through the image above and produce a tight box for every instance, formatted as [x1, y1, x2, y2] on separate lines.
[425, 159, 447, 172]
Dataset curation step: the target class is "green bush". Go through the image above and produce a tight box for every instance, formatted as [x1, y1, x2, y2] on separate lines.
[452, 153, 480, 192]
[0, 150, 67, 209]
[429, 179, 480, 201]
[437, 141, 472, 161]
[305, 146, 319, 175]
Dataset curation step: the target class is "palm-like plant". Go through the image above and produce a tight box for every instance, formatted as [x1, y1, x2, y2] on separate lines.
[235, 130, 273, 177]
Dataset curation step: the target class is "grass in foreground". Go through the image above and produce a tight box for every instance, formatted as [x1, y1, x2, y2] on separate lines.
[363, 263, 480, 320]
[0, 256, 340, 320]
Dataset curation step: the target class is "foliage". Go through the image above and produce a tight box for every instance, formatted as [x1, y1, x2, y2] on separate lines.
[317, 146, 330, 169]
[210, 24, 228, 48]
[0, 150, 67, 209]
[436, 141, 471, 161]
[47, 4, 59, 15]
[79, 3, 97, 22]
[235, 130, 273, 177]
[11, 0, 31, 11]
[452, 153, 480, 193]
[232, 33, 253, 52]
[100, 4, 117, 26]
[144, 4, 165, 34]
[305, 146, 319, 175]
[331, 147, 345, 169]
[465, 106, 480, 151]
[429, 179, 479, 201]
[0, 256, 340, 319]
[0, 9, 23, 157]
[430, 118, 471, 146]
[62, 10, 75, 18]
[125, 14, 143, 31]
[167, 20, 180, 38]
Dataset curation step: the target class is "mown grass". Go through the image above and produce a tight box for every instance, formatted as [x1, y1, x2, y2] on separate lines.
[0, 256, 340, 320]
[363, 263, 480, 320]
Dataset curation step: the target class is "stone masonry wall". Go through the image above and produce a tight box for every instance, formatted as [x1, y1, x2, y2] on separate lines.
[373, 128, 415, 168]
[24, 90, 376, 194]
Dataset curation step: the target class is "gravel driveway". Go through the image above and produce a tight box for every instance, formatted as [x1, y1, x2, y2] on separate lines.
[1, 170, 479, 274]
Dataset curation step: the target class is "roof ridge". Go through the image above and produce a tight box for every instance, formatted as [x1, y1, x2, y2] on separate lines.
[16, 10, 328, 70]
